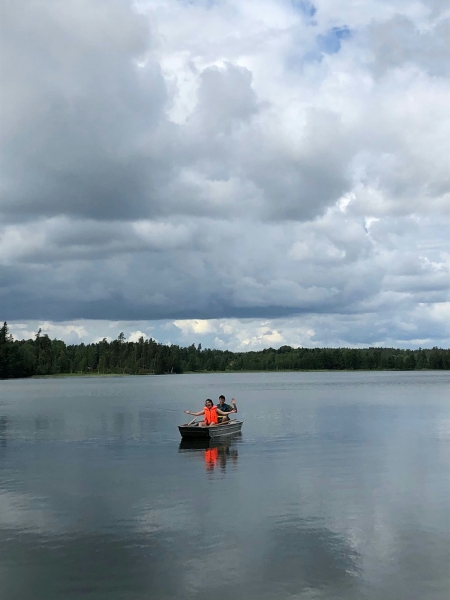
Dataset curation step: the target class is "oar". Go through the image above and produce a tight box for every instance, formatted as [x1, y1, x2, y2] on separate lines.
[187, 416, 198, 425]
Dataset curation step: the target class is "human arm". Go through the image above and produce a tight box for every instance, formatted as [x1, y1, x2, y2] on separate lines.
[217, 408, 236, 416]
[184, 409, 205, 417]
[231, 398, 237, 413]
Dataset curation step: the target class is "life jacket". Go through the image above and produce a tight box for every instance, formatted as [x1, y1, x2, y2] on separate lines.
[204, 405, 218, 425]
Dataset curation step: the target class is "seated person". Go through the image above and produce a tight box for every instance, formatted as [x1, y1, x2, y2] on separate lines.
[217, 395, 237, 422]
[184, 398, 236, 427]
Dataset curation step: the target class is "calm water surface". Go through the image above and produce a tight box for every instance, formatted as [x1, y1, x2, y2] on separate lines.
[0, 371, 449, 600]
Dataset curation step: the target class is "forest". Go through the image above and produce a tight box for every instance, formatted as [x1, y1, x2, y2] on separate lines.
[1, 321, 449, 379]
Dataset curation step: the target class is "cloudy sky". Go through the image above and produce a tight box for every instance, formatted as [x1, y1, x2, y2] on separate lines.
[1, 0, 449, 350]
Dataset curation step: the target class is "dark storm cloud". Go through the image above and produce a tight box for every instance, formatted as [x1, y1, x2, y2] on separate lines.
[1, 210, 448, 325]
[0, 0, 176, 223]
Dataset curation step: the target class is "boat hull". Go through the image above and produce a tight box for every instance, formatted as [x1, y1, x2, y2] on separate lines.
[178, 420, 243, 440]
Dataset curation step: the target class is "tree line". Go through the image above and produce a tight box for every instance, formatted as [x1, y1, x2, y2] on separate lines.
[0, 321, 449, 379]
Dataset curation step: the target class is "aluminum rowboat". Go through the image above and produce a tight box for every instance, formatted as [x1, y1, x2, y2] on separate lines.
[178, 419, 243, 440]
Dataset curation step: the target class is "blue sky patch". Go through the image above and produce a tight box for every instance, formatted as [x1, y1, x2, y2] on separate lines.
[317, 26, 351, 54]
[291, 0, 317, 18]
[286, 25, 352, 68]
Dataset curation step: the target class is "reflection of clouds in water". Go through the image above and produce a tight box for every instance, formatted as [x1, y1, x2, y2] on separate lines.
[0, 374, 448, 599]
[435, 417, 450, 442]
[182, 539, 245, 595]
[0, 530, 187, 600]
[0, 509, 448, 600]
[0, 409, 172, 443]
[1, 414, 66, 441]
[0, 489, 62, 533]
[254, 518, 361, 598]
[1, 474, 448, 598]
[137, 512, 357, 599]
[0, 441, 180, 536]
[136, 503, 197, 536]
[170, 515, 361, 600]
[0, 416, 7, 449]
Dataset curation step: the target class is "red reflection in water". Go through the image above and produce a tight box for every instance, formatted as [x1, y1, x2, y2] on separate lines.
[205, 447, 219, 471]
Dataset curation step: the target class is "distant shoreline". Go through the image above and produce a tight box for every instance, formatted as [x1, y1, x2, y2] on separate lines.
[26, 368, 439, 379]
[2, 322, 448, 378]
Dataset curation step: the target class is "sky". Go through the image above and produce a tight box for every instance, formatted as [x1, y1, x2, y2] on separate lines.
[1, 0, 449, 351]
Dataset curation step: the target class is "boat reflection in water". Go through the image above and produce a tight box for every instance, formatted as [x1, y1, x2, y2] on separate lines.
[179, 435, 241, 473]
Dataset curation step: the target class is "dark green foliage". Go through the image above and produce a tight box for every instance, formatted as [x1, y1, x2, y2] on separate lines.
[0, 322, 35, 378]
[0, 321, 449, 379]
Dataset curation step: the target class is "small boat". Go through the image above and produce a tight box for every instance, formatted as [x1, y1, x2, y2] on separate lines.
[178, 419, 243, 440]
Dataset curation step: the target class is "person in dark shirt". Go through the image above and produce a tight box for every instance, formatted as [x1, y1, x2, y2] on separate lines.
[217, 395, 237, 422]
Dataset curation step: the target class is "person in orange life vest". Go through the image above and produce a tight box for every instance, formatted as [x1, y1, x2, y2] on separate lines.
[184, 399, 236, 427]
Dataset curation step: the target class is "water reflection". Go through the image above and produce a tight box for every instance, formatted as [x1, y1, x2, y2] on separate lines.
[179, 436, 240, 474]
[257, 517, 361, 598]
[0, 529, 188, 600]
[0, 416, 7, 449]
[0, 372, 449, 600]
[2, 521, 352, 600]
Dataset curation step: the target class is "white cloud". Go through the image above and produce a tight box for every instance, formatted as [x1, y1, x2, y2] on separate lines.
[173, 319, 218, 336]
[9, 321, 88, 342]
[128, 330, 149, 342]
[0, 0, 448, 348]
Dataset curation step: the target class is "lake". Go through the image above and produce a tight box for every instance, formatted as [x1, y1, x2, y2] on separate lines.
[0, 371, 449, 599]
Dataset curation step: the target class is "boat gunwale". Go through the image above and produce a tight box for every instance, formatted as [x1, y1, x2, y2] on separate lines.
[178, 419, 243, 429]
